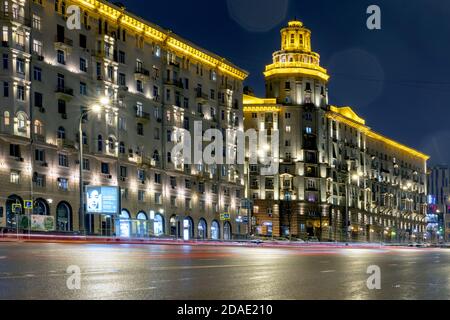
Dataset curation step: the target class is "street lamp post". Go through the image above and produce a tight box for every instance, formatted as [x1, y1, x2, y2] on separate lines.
[78, 110, 87, 235]
[78, 102, 106, 235]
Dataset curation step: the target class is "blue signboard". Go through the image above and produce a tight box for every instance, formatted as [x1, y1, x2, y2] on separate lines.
[86, 186, 119, 215]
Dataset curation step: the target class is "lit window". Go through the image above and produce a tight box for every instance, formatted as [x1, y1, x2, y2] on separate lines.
[17, 112, 27, 132]
[4, 111, 10, 126]
[58, 178, 68, 191]
[32, 14, 41, 30]
[33, 39, 42, 55]
[10, 171, 20, 184]
[17, 85, 25, 101]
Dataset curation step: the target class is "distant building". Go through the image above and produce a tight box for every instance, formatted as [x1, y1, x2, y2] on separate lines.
[243, 20, 429, 243]
[427, 165, 449, 242]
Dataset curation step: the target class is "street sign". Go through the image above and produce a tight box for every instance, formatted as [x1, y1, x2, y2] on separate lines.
[12, 204, 22, 214]
[24, 200, 33, 210]
[220, 213, 230, 221]
[242, 216, 249, 224]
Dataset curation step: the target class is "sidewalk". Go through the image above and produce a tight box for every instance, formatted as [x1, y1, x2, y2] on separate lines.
[0, 233, 426, 249]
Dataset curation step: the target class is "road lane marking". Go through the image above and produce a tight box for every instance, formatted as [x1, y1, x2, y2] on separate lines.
[0, 256, 7, 259]
[320, 270, 336, 273]
[248, 275, 271, 281]
[149, 264, 268, 271]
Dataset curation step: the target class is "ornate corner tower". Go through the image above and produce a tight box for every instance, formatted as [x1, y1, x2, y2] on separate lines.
[264, 20, 330, 107]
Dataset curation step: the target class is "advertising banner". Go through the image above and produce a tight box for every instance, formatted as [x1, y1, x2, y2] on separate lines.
[18, 215, 55, 232]
[86, 186, 120, 215]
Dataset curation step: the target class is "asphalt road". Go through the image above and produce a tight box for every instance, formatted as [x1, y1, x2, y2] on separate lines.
[0, 242, 448, 300]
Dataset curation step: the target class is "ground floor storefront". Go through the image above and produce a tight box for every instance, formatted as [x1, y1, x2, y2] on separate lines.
[252, 200, 427, 243]
[0, 194, 237, 241]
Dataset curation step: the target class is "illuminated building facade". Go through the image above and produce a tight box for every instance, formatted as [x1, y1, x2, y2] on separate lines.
[0, 0, 247, 239]
[427, 165, 449, 242]
[244, 20, 429, 242]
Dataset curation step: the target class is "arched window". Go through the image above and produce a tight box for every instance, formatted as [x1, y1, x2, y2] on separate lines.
[170, 215, 177, 237]
[119, 209, 131, 238]
[183, 217, 194, 240]
[198, 219, 207, 240]
[57, 202, 72, 232]
[57, 126, 65, 139]
[211, 220, 220, 240]
[137, 212, 147, 220]
[154, 214, 165, 236]
[224, 221, 232, 240]
[136, 211, 148, 238]
[97, 135, 103, 152]
[33, 198, 49, 216]
[120, 209, 131, 219]
[34, 120, 44, 135]
[119, 142, 125, 154]
[6, 194, 23, 228]
[17, 112, 27, 132]
[4, 111, 10, 126]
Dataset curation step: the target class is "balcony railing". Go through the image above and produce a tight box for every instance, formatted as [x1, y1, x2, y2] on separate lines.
[135, 68, 150, 77]
[134, 107, 150, 120]
[0, 11, 31, 26]
[55, 86, 74, 96]
[195, 90, 209, 101]
[92, 50, 114, 60]
[54, 36, 73, 47]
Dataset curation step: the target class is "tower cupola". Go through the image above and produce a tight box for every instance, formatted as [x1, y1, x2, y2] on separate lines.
[264, 20, 329, 106]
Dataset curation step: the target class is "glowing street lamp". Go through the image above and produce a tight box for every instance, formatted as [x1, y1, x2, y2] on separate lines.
[78, 98, 109, 234]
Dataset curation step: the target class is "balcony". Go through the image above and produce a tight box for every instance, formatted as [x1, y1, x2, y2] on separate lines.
[134, 107, 150, 121]
[168, 60, 180, 69]
[164, 78, 184, 89]
[92, 49, 114, 61]
[55, 86, 74, 98]
[54, 36, 73, 52]
[34, 134, 46, 144]
[134, 68, 150, 81]
[56, 138, 75, 150]
[195, 90, 209, 103]
[0, 11, 31, 26]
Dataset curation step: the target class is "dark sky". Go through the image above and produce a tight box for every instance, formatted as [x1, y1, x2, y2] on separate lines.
[117, 0, 450, 166]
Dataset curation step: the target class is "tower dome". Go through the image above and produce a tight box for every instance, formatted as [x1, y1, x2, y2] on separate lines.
[264, 20, 329, 106]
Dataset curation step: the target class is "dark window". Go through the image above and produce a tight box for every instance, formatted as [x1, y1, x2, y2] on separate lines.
[33, 67, 42, 81]
[57, 24, 65, 41]
[9, 144, 21, 157]
[34, 92, 43, 108]
[35, 149, 45, 162]
[79, 34, 87, 48]
[3, 82, 9, 97]
[101, 162, 110, 174]
[58, 99, 66, 114]
[57, 50, 65, 64]
[97, 135, 103, 152]
[118, 51, 125, 64]
[137, 123, 144, 136]
[120, 166, 127, 178]
[3, 53, 8, 69]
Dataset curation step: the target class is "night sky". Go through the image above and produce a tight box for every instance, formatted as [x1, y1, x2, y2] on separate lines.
[116, 0, 450, 166]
